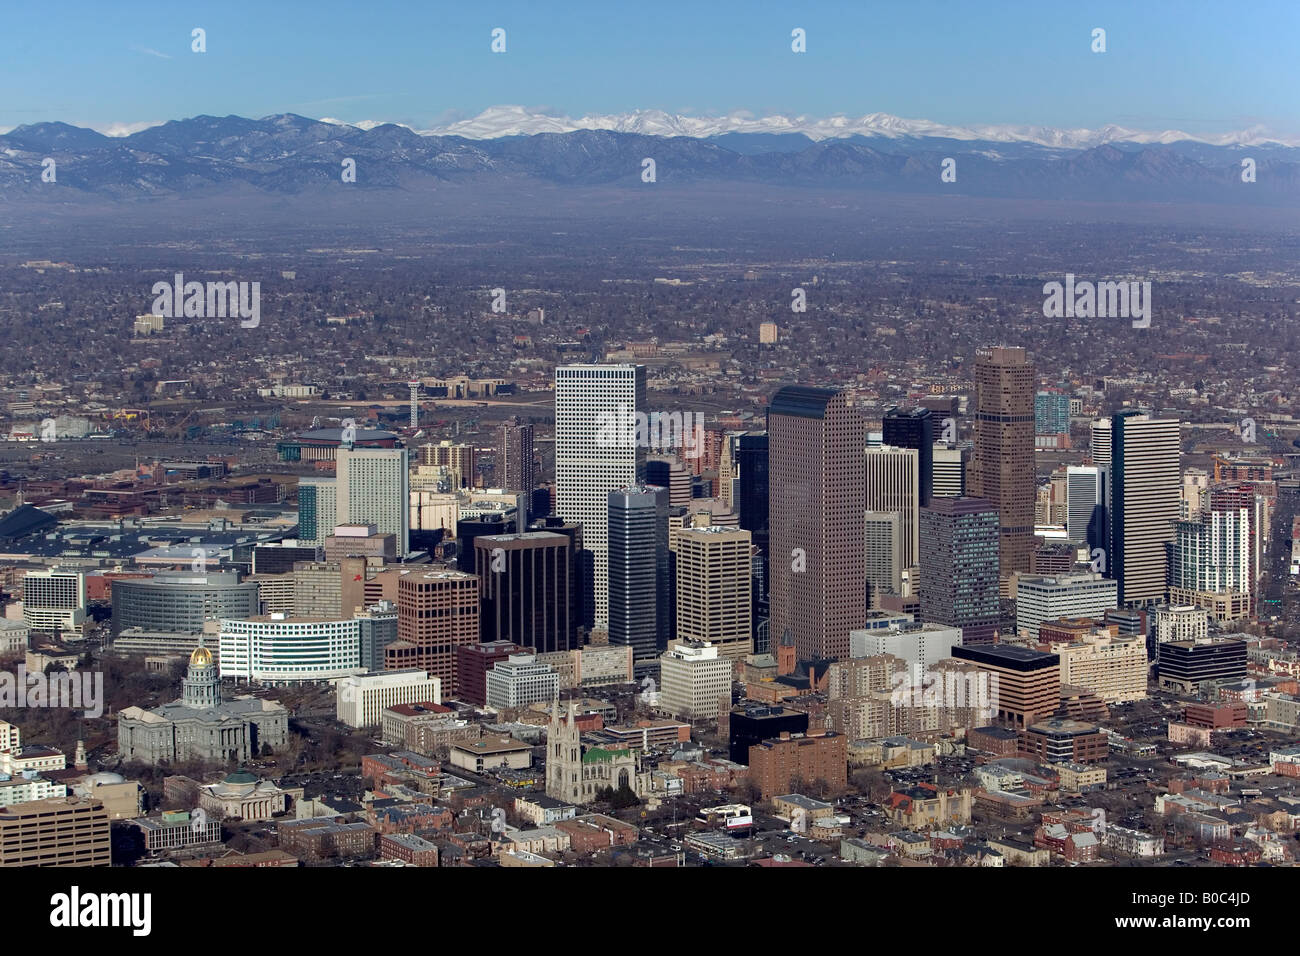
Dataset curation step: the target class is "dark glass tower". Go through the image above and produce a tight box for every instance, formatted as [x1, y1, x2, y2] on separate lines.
[882, 406, 935, 508]
[608, 485, 669, 678]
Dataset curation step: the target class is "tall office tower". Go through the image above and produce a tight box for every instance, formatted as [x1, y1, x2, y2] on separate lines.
[882, 407, 934, 507]
[554, 364, 646, 629]
[736, 432, 771, 653]
[336, 446, 410, 556]
[529, 515, 593, 632]
[646, 456, 693, 507]
[676, 526, 753, 671]
[970, 346, 1036, 595]
[768, 386, 866, 661]
[298, 476, 337, 546]
[737, 432, 769, 545]
[1110, 412, 1181, 606]
[388, 569, 479, 696]
[932, 444, 969, 498]
[865, 445, 920, 572]
[498, 417, 536, 525]
[919, 497, 1001, 645]
[1066, 465, 1108, 551]
[608, 486, 669, 677]
[421, 440, 477, 489]
[864, 511, 903, 602]
[474, 531, 575, 653]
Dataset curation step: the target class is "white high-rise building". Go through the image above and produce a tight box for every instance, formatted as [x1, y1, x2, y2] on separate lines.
[22, 569, 87, 633]
[337, 447, 410, 555]
[865, 445, 919, 571]
[555, 364, 646, 628]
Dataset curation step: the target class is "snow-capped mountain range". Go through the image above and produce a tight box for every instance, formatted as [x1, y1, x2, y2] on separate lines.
[354, 105, 1297, 149]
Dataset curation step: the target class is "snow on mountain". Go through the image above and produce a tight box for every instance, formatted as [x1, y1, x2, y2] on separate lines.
[393, 105, 1297, 149]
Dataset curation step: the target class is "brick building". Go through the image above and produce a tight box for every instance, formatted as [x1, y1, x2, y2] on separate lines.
[747, 731, 847, 800]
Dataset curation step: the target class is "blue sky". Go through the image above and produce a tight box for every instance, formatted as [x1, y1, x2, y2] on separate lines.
[2, 0, 1295, 137]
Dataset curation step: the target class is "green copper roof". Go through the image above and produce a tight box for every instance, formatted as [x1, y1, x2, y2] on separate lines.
[582, 747, 631, 764]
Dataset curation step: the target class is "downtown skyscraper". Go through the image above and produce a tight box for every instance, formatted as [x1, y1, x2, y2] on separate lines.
[768, 385, 865, 661]
[608, 485, 669, 677]
[882, 406, 934, 507]
[970, 346, 1036, 595]
[1110, 412, 1181, 606]
[920, 496, 1001, 645]
[554, 364, 646, 629]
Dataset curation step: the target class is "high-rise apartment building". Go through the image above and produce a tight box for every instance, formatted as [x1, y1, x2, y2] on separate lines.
[1041, 631, 1147, 704]
[1035, 389, 1071, 437]
[554, 364, 646, 628]
[608, 486, 669, 677]
[970, 347, 1036, 594]
[865, 445, 920, 573]
[768, 386, 866, 661]
[882, 407, 934, 507]
[1110, 412, 1181, 606]
[1170, 509, 1251, 598]
[336, 446, 410, 556]
[676, 526, 753, 670]
[920, 497, 1001, 645]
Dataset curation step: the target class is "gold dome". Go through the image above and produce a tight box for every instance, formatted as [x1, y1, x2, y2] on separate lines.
[189, 646, 213, 667]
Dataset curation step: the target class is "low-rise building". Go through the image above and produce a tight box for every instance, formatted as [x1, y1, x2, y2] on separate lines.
[449, 736, 532, 773]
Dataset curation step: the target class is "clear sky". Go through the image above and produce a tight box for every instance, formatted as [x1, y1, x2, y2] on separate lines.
[2, 0, 1295, 137]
